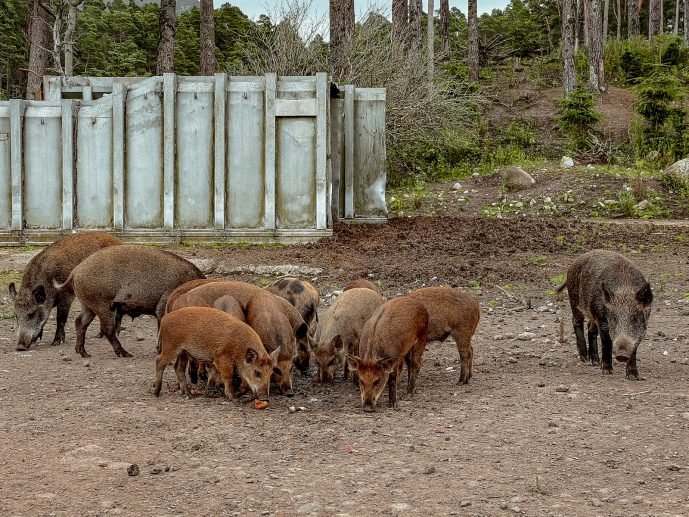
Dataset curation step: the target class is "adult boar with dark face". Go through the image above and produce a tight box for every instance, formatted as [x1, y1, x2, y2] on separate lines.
[9, 232, 122, 351]
[557, 250, 653, 379]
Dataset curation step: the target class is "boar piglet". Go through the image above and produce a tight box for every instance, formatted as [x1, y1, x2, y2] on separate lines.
[311, 287, 385, 383]
[266, 277, 321, 371]
[154, 307, 273, 401]
[557, 249, 653, 379]
[407, 287, 480, 384]
[55, 245, 204, 358]
[343, 278, 381, 294]
[9, 232, 122, 351]
[347, 297, 429, 412]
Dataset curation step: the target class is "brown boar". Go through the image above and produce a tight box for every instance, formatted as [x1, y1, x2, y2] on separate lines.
[55, 245, 204, 358]
[154, 307, 273, 402]
[9, 232, 122, 351]
[343, 278, 381, 294]
[407, 287, 481, 384]
[265, 277, 320, 372]
[185, 281, 309, 395]
[165, 278, 221, 314]
[557, 249, 653, 379]
[311, 287, 385, 383]
[347, 297, 429, 412]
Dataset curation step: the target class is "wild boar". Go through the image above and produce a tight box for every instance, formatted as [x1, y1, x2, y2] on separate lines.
[343, 278, 381, 294]
[154, 307, 273, 402]
[185, 281, 309, 395]
[165, 278, 221, 313]
[265, 277, 320, 371]
[557, 249, 653, 379]
[55, 245, 204, 358]
[407, 287, 481, 384]
[311, 287, 385, 383]
[9, 232, 122, 351]
[347, 297, 429, 412]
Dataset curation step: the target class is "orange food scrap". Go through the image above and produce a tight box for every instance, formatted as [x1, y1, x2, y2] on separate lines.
[254, 400, 269, 410]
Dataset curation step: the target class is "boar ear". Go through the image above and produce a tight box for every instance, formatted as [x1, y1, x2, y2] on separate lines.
[376, 357, 396, 372]
[32, 285, 46, 304]
[636, 282, 653, 306]
[333, 335, 344, 352]
[307, 333, 318, 351]
[244, 348, 259, 364]
[8, 282, 16, 299]
[346, 354, 360, 371]
[601, 284, 614, 304]
[295, 322, 308, 340]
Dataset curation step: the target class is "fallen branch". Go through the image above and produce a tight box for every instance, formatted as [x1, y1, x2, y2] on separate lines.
[621, 390, 650, 397]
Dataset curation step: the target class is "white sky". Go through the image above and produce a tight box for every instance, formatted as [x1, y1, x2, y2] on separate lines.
[214, 1, 508, 23]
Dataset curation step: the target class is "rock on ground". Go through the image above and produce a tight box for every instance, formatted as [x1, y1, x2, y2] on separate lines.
[501, 166, 536, 191]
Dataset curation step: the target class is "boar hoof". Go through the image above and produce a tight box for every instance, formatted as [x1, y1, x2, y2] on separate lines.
[625, 367, 639, 380]
[15, 345, 28, 352]
[601, 364, 613, 375]
[590, 355, 600, 366]
[363, 405, 375, 413]
[115, 348, 133, 358]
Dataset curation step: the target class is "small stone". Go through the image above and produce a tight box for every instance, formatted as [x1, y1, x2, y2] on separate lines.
[297, 502, 321, 514]
[136, 334, 145, 342]
[82, 360, 91, 368]
[634, 200, 650, 211]
[499, 502, 509, 510]
[459, 501, 471, 508]
[508, 357, 518, 364]
[269, 473, 279, 480]
[288, 406, 297, 413]
[502, 166, 536, 191]
[667, 464, 682, 471]
[537, 382, 546, 387]
[62, 357, 72, 362]
[591, 499, 602, 507]
[510, 496, 524, 503]
[453, 182, 462, 190]
[555, 385, 569, 393]
[390, 502, 410, 512]
[510, 506, 522, 513]
[127, 464, 139, 476]
[560, 156, 575, 168]
[423, 466, 436, 475]
[517, 332, 536, 341]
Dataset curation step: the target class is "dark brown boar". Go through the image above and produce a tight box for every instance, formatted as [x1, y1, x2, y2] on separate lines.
[343, 279, 381, 294]
[311, 287, 385, 383]
[9, 232, 122, 351]
[185, 281, 309, 396]
[347, 297, 429, 412]
[406, 287, 481, 384]
[265, 277, 320, 372]
[55, 245, 204, 358]
[557, 249, 653, 379]
[154, 307, 273, 402]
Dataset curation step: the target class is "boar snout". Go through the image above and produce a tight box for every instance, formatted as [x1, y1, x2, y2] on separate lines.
[613, 336, 634, 362]
[283, 388, 294, 397]
[363, 403, 375, 413]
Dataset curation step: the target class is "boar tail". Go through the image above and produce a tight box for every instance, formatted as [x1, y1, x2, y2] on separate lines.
[555, 282, 567, 294]
[52, 273, 75, 293]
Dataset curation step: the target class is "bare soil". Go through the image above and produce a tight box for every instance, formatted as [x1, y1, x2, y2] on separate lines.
[2, 216, 689, 515]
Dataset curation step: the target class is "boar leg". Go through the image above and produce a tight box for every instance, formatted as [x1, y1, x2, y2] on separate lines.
[174, 352, 192, 397]
[75, 306, 96, 358]
[452, 330, 473, 384]
[598, 317, 614, 374]
[213, 356, 238, 400]
[586, 321, 600, 365]
[406, 340, 426, 397]
[51, 294, 73, 347]
[572, 312, 589, 362]
[99, 310, 133, 358]
[188, 359, 199, 384]
[388, 364, 403, 408]
[625, 350, 639, 380]
[153, 348, 175, 397]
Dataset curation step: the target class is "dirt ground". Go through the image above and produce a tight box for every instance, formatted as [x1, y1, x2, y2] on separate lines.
[1, 216, 689, 516]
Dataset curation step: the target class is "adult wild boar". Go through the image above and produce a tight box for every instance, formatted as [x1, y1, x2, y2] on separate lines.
[55, 245, 204, 358]
[557, 249, 653, 379]
[407, 287, 480, 384]
[9, 232, 122, 351]
[347, 297, 429, 412]
[154, 307, 273, 402]
[343, 278, 381, 294]
[265, 277, 320, 371]
[311, 287, 385, 383]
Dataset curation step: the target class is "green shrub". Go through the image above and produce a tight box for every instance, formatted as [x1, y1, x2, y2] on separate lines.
[557, 87, 602, 152]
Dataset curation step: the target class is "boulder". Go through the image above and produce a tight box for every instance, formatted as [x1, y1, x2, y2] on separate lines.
[664, 158, 689, 190]
[501, 166, 535, 191]
[560, 156, 575, 168]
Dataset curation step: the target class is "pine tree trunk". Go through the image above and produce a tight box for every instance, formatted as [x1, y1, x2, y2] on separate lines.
[603, 0, 610, 42]
[468, 0, 479, 80]
[583, 0, 590, 46]
[649, 0, 662, 38]
[616, 0, 621, 38]
[64, 0, 85, 78]
[674, 0, 680, 33]
[440, 0, 450, 58]
[409, 0, 423, 52]
[628, 0, 640, 37]
[588, 0, 605, 91]
[27, 0, 51, 98]
[330, 0, 354, 78]
[563, 0, 577, 95]
[685, 0, 688, 45]
[156, 0, 176, 75]
[200, 0, 216, 75]
[575, 0, 581, 49]
[392, 0, 408, 42]
[427, 0, 435, 81]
